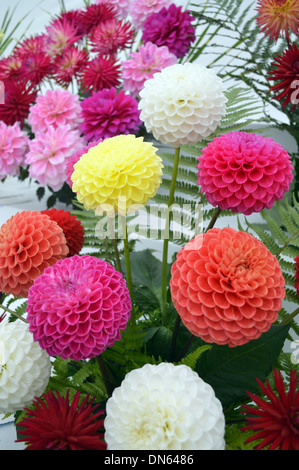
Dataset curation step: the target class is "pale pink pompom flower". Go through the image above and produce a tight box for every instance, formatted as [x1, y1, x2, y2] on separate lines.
[0, 121, 29, 179]
[28, 88, 82, 134]
[26, 125, 85, 192]
[122, 41, 177, 97]
[130, 0, 171, 28]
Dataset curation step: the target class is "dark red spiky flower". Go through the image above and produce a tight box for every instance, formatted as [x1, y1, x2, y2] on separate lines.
[16, 390, 107, 450]
[242, 369, 299, 450]
[79, 55, 121, 92]
[0, 80, 38, 127]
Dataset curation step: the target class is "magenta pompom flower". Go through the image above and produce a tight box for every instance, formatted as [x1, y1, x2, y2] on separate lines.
[142, 3, 196, 58]
[26, 255, 132, 361]
[80, 87, 142, 142]
[197, 131, 293, 215]
[131, 0, 171, 28]
[28, 88, 82, 134]
[0, 121, 29, 179]
[26, 125, 84, 192]
[122, 41, 177, 97]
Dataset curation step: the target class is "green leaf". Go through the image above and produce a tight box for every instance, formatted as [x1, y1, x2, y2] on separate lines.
[195, 323, 290, 408]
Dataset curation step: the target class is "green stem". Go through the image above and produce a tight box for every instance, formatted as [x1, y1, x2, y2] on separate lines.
[280, 306, 299, 325]
[177, 334, 196, 362]
[206, 206, 222, 231]
[161, 146, 181, 324]
[96, 355, 113, 397]
[123, 222, 135, 323]
[108, 217, 122, 273]
[169, 314, 181, 362]
[0, 304, 28, 323]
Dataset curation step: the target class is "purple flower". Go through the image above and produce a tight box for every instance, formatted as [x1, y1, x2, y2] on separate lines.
[142, 4, 196, 58]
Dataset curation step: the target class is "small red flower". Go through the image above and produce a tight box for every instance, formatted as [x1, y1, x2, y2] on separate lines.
[0, 55, 24, 81]
[16, 390, 107, 450]
[89, 18, 135, 55]
[0, 80, 38, 127]
[242, 369, 299, 450]
[295, 255, 299, 295]
[267, 42, 299, 109]
[41, 208, 84, 257]
[79, 3, 117, 35]
[22, 52, 53, 86]
[79, 55, 121, 92]
[52, 46, 89, 88]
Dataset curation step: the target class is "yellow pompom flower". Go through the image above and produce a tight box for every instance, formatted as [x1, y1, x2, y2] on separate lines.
[71, 134, 163, 215]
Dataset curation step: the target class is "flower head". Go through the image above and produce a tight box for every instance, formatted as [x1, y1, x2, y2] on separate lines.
[267, 43, 299, 109]
[26, 125, 84, 192]
[142, 4, 196, 58]
[139, 62, 227, 147]
[242, 369, 299, 450]
[65, 141, 100, 188]
[89, 18, 135, 55]
[130, 0, 171, 28]
[0, 211, 69, 298]
[256, 0, 299, 41]
[197, 131, 293, 215]
[0, 319, 51, 414]
[122, 42, 177, 97]
[80, 88, 141, 142]
[95, 0, 132, 19]
[41, 208, 84, 257]
[170, 228, 285, 347]
[79, 3, 117, 35]
[26, 255, 131, 360]
[0, 121, 30, 179]
[52, 46, 89, 88]
[0, 55, 24, 81]
[14, 34, 48, 58]
[295, 255, 299, 296]
[79, 56, 121, 93]
[71, 134, 163, 214]
[28, 88, 82, 134]
[45, 18, 82, 56]
[21, 51, 53, 86]
[104, 362, 225, 450]
[0, 80, 37, 127]
[17, 390, 106, 450]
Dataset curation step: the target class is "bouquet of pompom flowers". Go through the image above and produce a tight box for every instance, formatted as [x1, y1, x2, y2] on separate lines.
[0, 0, 298, 451]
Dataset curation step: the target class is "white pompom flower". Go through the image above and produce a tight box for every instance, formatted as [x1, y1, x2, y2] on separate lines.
[0, 319, 52, 414]
[104, 362, 225, 450]
[138, 62, 227, 147]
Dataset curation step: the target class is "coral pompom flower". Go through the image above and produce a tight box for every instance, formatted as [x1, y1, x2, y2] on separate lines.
[41, 208, 84, 257]
[71, 134, 163, 215]
[242, 370, 299, 450]
[267, 42, 299, 110]
[26, 255, 132, 360]
[0, 211, 68, 298]
[197, 131, 293, 215]
[255, 0, 299, 41]
[170, 228, 285, 348]
[17, 390, 107, 450]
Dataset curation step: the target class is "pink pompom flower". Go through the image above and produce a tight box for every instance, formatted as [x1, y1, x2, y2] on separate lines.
[0, 121, 30, 179]
[26, 125, 84, 192]
[141, 3, 196, 58]
[28, 88, 82, 134]
[122, 41, 177, 97]
[80, 87, 142, 142]
[26, 255, 132, 361]
[197, 131, 293, 215]
[130, 0, 171, 28]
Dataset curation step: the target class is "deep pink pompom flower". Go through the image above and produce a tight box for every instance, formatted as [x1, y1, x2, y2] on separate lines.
[65, 141, 100, 187]
[122, 41, 177, 97]
[80, 87, 142, 142]
[197, 131, 293, 215]
[0, 121, 29, 179]
[142, 3, 196, 58]
[26, 255, 132, 360]
[28, 88, 82, 134]
[26, 125, 84, 192]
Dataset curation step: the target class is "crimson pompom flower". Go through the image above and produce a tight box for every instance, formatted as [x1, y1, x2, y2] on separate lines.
[52, 46, 89, 88]
[89, 18, 135, 55]
[267, 43, 299, 110]
[197, 131, 293, 215]
[17, 390, 106, 450]
[80, 87, 142, 142]
[255, 0, 299, 41]
[41, 209, 84, 257]
[0, 211, 69, 298]
[0, 80, 37, 128]
[170, 227, 285, 348]
[241, 369, 299, 450]
[26, 254, 132, 360]
[79, 55, 121, 93]
[295, 255, 299, 295]
[79, 3, 117, 35]
[141, 3, 196, 58]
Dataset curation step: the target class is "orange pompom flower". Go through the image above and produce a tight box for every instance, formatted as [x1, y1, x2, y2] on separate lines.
[256, 0, 299, 41]
[170, 228, 285, 348]
[41, 208, 84, 257]
[0, 211, 69, 298]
